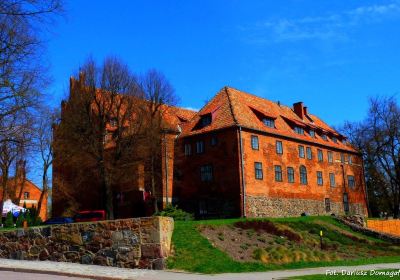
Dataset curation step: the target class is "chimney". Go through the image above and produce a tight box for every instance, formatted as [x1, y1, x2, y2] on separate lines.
[303, 106, 308, 116]
[16, 160, 26, 180]
[293, 102, 304, 119]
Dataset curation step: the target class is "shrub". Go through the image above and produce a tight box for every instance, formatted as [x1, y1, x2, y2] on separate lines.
[155, 204, 194, 221]
[15, 211, 26, 227]
[4, 212, 14, 228]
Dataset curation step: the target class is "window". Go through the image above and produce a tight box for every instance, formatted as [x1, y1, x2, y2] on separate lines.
[349, 155, 353, 165]
[255, 162, 263, 180]
[263, 118, 275, 128]
[328, 151, 333, 163]
[325, 198, 331, 212]
[196, 141, 204, 154]
[317, 149, 323, 162]
[341, 153, 345, 163]
[317, 171, 323, 186]
[306, 147, 312, 159]
[200, 114, 212, 127]
[309, 130, 315, 138]
[23, 192, 29, 199]
[251, 135, 259, 150]
[211, 136, 218, 146]
[276, 141, 283, 154]
[348, 175, 355, 188]
[200, 165, 213, 182]
[184, 143, 192, 156]
[287, 167, 295, 183]
[329, 173, 336, 187]
[275, 165, 283, 182]
[343, 193, 349, 212]
[300, 165, 307, 184]
[332, 136, 338, 143]
[298, 145, 305, 158]
[103, 132, 112, 144]
[294, 126, 304, 135]
[321, 134, 328, 141]
[110, 118, 117, 127]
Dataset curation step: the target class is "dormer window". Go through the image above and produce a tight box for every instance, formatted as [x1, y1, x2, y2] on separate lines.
[294, 126, 304, 135]
[263, 118, 275, 128]
[200, 114, 212, 128]
[332, 136, 338, 143]
[321, 134, 328, 141]
[309, 130, 315, 138]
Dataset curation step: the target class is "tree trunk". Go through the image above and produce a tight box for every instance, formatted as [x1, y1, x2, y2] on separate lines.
[151, 155, 158, 213]
[99, 161, 114, 220]
[36, 165, 49, 220]
[0, 170, 9, 222]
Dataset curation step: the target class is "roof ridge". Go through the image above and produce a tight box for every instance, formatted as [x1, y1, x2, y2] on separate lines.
[224, 87, 239, 125]
[225, 86, 295, 111]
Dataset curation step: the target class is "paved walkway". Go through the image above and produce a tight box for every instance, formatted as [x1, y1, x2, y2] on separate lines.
[0, 259, 399, 280]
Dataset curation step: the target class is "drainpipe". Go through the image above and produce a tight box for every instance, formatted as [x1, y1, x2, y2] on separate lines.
[238, 126, 246, 217]
[361, 159, 371, 217]
[164, 131, 169, 206]
[341, 164, 348, 214]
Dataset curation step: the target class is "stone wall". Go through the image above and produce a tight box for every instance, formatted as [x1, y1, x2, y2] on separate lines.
[0, 216, 173, 269]
[246, 195, 365, 217]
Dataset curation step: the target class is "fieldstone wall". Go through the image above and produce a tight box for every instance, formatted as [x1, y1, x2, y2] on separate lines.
[0, 216, 173, 270]
[246, 196, 365, 217]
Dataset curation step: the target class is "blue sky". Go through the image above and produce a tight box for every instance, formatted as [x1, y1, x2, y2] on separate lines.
[30, 0, 400, 185]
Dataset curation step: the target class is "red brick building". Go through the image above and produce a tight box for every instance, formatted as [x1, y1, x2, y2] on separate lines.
[52, 77, 196, 218]
[1, 162, 48, 221]
[173, 87, 368, 218]
[53, 81, 368, 218]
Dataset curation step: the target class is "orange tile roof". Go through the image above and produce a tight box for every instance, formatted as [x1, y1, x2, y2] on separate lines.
[180, 86, 359, 153]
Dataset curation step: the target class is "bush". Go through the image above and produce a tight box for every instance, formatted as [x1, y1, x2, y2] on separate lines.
[155, 204, 194, 221]
[4, 212, 14, 228]
[15, 211, 26, 228]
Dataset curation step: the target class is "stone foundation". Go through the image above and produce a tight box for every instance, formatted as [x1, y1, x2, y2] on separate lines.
[246, 196, 366, 217]
[0, 216, 173, 269]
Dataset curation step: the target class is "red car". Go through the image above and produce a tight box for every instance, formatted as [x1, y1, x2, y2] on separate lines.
[74, 210, 106, 222]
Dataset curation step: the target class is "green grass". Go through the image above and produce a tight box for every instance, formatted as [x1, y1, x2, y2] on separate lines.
[288, 269, 400, 279]
[167, 216, 400, 274]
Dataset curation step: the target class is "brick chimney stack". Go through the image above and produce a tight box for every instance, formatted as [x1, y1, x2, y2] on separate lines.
[293, 102, 304, 119]
[16, 160, 26, 180]
[303, 106, 308, 116]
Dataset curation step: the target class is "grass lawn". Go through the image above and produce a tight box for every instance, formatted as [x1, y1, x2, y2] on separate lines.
[167, 216, 400, 274]
[288, 269, 400, 279]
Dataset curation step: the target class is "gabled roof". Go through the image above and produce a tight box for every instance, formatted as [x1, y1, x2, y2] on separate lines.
[180, 86, 358, 153]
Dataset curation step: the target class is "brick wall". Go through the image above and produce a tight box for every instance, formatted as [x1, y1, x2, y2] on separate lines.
[240, 129, 368, 217]
[174, 128, 242, 217]
[0, 216, 173, 270]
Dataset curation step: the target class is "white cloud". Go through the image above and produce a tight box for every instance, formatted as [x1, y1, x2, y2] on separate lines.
[242, 1, 400, 43]
[182, 106, 199, 112]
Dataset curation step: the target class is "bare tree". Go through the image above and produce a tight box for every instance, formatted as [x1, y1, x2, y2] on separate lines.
[0, 0, 63, 136]
[139, 69, 177, 212]
[0, 117, 31, 217]
[343, 96, 400, 217]
[32, 107, 58, 220]
[0, 0, 63, 218]
[55, 57, 145, 219]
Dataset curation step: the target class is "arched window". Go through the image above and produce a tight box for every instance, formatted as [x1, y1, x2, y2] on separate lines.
[300, 165, 307, 185]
